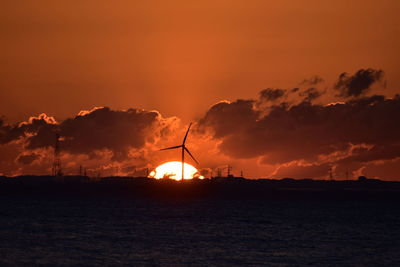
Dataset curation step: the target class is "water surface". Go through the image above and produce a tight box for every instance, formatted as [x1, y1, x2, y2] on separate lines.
[0, 197, 399, 266]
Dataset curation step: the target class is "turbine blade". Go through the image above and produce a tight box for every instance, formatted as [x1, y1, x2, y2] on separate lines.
[184, 147, 199, 164]
[159, 145, 182, 151]
[182, 122, 192, 145]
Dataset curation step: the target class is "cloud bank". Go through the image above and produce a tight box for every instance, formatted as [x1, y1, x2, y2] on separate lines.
[0, 107, 178, 176]
[198, 68, 398, 179]
[1, 68, 399, 179]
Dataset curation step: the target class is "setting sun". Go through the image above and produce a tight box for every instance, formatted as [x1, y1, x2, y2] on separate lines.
[149, 161, 203, 181]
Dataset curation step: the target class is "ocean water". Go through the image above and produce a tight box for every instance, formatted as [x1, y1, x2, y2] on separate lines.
[0, 197, 399, 266]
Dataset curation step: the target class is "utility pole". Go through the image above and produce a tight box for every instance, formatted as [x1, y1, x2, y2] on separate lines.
[329, 166, 333, 181]
[52, 132, 63, 177]
[227, 165, 232, 177]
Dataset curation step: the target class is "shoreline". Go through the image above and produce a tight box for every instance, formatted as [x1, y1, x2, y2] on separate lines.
[1, 176, 399, 200]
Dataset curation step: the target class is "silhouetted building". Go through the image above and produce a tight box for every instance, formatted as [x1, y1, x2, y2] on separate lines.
[358, 176, 368, 181]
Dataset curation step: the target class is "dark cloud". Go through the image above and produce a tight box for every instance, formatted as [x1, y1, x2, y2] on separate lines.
[299, 87, 322, 102]
[17, 153, 39, 165]
[259, 88, 286, 102]
[299, 75, 324, 86]
[1, 107, 173, 162]
[272, 163, 331, 179]
[338, 142, 400, 164]
[0, 119, 24, 145]
[199, 93, 400, 171]
[0, 142, 22, 175]
[58, 107, 163, 160]
[198, 100, 258, 139]
[0, 114, 58, 146]
[335, 68, 384, 98]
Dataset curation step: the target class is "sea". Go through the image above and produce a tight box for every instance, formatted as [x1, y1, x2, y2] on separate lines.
[0, 196, 399, 266]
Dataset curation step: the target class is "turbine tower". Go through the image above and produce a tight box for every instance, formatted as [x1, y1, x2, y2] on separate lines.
[159, 123, 198, 180]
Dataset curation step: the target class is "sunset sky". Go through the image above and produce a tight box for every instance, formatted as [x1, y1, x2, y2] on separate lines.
[1, 0, 399, 179]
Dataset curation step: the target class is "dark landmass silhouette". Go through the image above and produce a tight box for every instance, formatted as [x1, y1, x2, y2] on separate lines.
[1, 175, 400, 200]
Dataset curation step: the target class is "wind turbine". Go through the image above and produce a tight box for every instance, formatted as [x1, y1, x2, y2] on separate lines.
[159, 123, 199, 180]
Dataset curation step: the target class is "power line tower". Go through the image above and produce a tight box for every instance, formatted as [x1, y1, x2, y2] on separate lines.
[52, 132, 63, 176]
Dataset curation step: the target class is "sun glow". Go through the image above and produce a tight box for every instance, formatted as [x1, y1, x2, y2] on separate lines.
[149, 161, 203, 181]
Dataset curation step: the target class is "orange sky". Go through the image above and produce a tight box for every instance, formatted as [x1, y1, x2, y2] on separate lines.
[1, 0, 399, 122]
[1, 1, 400, 179]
